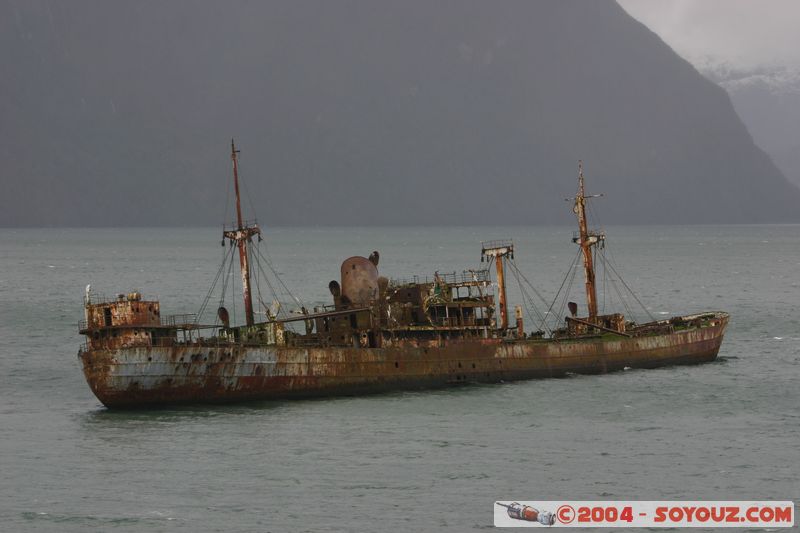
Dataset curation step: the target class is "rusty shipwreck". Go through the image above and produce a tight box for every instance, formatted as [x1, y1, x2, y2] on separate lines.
[78, 143, 729, 408]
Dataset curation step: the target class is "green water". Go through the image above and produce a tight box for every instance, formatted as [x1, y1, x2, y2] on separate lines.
[0, 225, 798, 531]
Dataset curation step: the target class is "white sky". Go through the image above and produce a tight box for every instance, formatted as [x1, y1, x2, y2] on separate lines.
[617, 0, 800, 71]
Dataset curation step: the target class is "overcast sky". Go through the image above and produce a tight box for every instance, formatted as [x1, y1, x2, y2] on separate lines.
[618, 0, 800, 71]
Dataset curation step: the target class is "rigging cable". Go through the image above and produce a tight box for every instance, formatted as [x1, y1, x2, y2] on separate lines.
[251, 244, 266, 319]
[586, 197, 655, 323]
[599, 249, 656, 323]
[232, 153, 260, 228]
[507, 259, 551, 309]
[506, 260, 552, 336]
[537, 247, 583, 334]
[222, 244, 237, 325]
[222, 162, 231, 228]
[255, 243, 306, 313]
[555, 254, 580, 330]
[196, 244, 236, 325]
[601, 244, 607, 314]
[252, 242, 289, 320]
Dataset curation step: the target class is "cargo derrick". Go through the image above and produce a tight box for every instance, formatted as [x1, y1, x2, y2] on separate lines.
[481, 240, 514, 332]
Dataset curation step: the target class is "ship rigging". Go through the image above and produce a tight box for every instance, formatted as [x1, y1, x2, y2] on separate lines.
[203, 151, 657, 343]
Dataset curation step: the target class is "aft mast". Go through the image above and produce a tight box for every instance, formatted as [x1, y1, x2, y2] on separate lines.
[571, 161, 604, 319]
[223, 139, 261, 326]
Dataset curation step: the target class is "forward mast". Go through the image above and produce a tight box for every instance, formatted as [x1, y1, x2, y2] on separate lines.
[223, 139, 261, 326]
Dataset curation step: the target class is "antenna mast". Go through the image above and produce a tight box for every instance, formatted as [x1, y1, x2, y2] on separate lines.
[223, 139, 261, 326]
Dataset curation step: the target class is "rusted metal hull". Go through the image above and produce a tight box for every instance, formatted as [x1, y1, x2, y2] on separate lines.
[78, 315, 728, 409]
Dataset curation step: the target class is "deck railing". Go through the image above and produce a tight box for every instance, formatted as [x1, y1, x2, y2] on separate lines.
[78, 313, 198, 331]
[481, 239, 514, 251]
[390, 269, 490, 287]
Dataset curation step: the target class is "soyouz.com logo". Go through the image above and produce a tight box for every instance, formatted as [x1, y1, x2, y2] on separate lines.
[493, 501, 794, 528]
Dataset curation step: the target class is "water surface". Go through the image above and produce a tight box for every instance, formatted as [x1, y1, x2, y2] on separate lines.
[0, 225, 797, 531]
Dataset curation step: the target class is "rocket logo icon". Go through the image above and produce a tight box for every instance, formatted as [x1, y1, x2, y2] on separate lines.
[496, 502, 556, 526]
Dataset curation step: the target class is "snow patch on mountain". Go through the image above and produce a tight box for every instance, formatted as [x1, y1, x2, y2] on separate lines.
[698, 59, 800, 95]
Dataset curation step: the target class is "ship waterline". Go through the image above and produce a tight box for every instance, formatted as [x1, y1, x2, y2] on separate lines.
[80, 312, 728, 408]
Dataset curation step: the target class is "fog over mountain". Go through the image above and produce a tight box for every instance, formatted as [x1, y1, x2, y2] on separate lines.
[618, 0, 800, 187]
[2, 0, 799, 227]
[701, 65, 800, 187]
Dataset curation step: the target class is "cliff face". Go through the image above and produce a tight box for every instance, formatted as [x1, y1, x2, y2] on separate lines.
[2, 0, 798, 226]
[703, 64, 800, 188]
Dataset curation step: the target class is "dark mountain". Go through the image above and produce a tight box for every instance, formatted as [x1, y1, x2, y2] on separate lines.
[2, 0, 799, 227]
[702, 64, 800, 187]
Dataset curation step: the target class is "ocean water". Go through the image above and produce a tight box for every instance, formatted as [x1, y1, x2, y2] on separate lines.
[0, 225, 797, 532]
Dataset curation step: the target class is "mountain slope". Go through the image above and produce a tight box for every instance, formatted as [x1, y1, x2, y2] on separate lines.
[702, 64, 800, 187]
[1, 0, 799, 226]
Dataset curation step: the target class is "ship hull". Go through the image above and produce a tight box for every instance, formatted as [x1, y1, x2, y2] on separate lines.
[78, 315, 728, 409]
